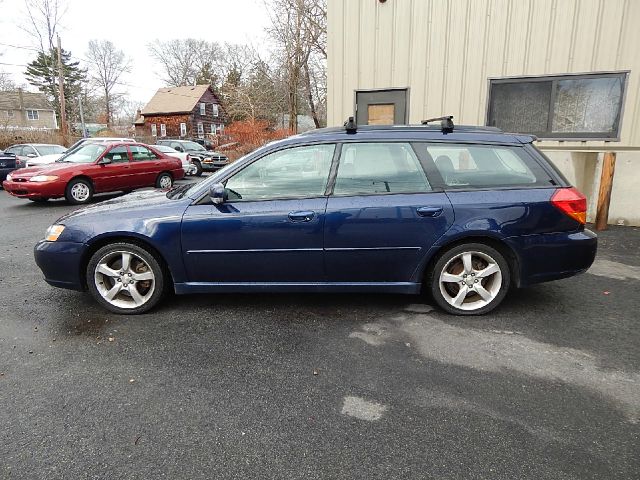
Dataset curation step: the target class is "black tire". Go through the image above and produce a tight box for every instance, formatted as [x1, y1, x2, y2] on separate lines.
[86, 242, 165, 314]
[65, 178, 94, 205]
[428, 242, 511, 316]
[155, 172, 173, 189]
[192, 160, 203, 177]
[28, 197, 49, 203]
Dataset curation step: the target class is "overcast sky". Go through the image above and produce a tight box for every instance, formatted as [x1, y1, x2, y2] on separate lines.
[0, 0, 270, 103]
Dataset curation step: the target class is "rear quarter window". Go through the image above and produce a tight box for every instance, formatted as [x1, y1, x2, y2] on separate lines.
[416, 143, 555, 189]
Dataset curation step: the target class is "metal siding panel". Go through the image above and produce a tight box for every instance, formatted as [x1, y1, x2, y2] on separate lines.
[343, 0, 360, 120]
[374, 1, 394, 88]
[460, 0, 488, 124]
[407, 0, 429, 122]
[392, 0, 412, 87]
[592, 0, 625, 70]
[443, 0, 468, 120]
[570, 0, 600, 72]
[526, 0, 555, 74]
[358, 0, 377, 89]
[426, 0, 449, 117]
[484, 0, 510, 77]
[502, 0, 529, 76]
[547, 0, 577, 72]
[326, 0, 342, 125]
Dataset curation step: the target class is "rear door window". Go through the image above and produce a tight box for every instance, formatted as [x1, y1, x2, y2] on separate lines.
[418, 143, 553, 188]
[333, 142, 431, 195]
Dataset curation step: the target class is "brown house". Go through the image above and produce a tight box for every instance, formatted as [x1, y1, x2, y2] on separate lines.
[135, 85, 226, 140]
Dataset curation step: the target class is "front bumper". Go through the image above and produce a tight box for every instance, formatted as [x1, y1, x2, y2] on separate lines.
[0, 167, 15, 183]
[34, 240, 86, 291]
[505, 229, 597, 287]
[201, 158, 229, 170]
[2, 179, 63, 199]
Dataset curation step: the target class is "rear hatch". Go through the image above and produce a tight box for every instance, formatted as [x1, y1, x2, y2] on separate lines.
[0, 153, 17, 169]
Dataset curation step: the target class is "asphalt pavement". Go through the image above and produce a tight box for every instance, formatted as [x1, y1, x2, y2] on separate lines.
[0, 180, 639, 479]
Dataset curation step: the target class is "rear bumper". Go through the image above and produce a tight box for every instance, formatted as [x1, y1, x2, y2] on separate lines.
[34, 240, 86, 291]
[506, 229, 597, 287]
[2, 179, 63, 199]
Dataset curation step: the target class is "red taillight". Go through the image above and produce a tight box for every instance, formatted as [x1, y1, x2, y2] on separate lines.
[551, 187, 587, 224]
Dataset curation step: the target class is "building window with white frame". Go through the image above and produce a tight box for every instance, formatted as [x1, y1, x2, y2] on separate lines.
[210, 124, 216, 134]
[151, 124, 157, 136]
[200, 102, 206, 115]
[212, 104, 219, 117]
[487, 72, 628, 140]
[160, 124, 166, 137]
[180, 122, 187, 137]
[197, 122, 204, 138]
[26, 110, 39, 120]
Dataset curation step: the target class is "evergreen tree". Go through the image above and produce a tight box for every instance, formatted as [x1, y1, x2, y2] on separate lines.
[24, 48, 86, 125]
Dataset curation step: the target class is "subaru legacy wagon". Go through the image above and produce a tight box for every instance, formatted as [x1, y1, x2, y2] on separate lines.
[34, 118, 597, 315]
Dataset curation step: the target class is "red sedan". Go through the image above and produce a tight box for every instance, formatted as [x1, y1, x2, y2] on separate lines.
[2, 142, 185, 204]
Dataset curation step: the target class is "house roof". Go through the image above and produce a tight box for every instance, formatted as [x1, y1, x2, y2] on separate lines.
[0, 90, 53, 111]
[141, 84, 212, 115]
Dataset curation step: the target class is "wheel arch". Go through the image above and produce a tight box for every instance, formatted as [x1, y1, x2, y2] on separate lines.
[80, 233, 176, 291]
[419, 234, 521, 290]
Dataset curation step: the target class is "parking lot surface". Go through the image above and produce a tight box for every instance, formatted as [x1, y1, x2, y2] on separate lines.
[1, 182, 639, 479]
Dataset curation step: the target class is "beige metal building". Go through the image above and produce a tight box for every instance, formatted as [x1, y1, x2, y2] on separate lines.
[327, 0, 640, 225]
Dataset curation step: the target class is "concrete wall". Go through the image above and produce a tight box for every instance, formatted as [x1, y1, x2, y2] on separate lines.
[327, 0, 640, 225]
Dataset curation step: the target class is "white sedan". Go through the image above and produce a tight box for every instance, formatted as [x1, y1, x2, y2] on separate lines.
[153, 145, 198, 175]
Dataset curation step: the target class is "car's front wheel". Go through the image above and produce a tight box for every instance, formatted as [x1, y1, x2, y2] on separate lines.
[191, 160, 203, 176]
[65, 178, 93, 205]
[429, 243, 510, 315]
[87, 242, 165, 314]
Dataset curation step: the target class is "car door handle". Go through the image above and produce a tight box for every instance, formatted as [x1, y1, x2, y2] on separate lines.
[417, 206, 443, 217]
[288, 211, 315, 222]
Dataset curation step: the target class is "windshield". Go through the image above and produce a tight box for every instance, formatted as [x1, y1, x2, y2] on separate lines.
[57, 144, 107, 163]
[36, 145, 66, 155]
[182, 141, 205, 151]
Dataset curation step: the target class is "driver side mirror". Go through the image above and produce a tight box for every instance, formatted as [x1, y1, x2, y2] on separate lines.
[175, 146, 184, 152]
[26, 153, 37, 158]
[99, 157, 112, 165]
[209, 183, 227, 205]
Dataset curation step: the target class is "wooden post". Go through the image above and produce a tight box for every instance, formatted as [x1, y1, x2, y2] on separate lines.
[595, 151, 616, 231]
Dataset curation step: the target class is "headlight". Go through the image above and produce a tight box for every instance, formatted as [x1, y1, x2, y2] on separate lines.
[5, 173, 12, 181]
[45, 224, 65, 242]
[30, 175, 59, 182]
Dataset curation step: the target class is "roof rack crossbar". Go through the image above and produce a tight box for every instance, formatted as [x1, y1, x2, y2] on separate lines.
[421, 115, 454, 134]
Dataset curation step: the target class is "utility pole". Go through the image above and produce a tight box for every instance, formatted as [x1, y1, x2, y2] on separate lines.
[56, 35, 68, 142]
[78, 96, 87, 138]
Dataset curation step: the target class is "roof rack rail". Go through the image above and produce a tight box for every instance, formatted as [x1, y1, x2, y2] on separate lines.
[344, 116, 357, 134]
[421, 115, 454, 134]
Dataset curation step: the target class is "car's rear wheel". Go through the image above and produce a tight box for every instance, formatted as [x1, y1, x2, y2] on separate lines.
[429, 243, 510, 315]
[192, 160, 203, 177]
[155, 172, 173, 189]
[65, 178, 93, 205]
[86, 242, 165, 314]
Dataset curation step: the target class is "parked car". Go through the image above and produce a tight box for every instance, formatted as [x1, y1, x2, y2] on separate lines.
[193, 137, 215, 150]
[154, 144, 197, 175]
[3, 142, 184, 204]
[33, 119, 596, 315]
[0, 150, 18, 184]
[4, 143, 67, 167]
[156, 139, 228, 174]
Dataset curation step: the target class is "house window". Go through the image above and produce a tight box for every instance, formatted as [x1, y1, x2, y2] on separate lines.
[212, 104, 219, 117]
[151, 124, 157, 137]
[200, 103, 206, 115]
[197, 122, 204, 138]
[487, 72, 628, 140]
[180, 122, 187, 137]
[27, 110, 39, 120]
[160, 124, 166, 137]
[210, 124, 216, 134]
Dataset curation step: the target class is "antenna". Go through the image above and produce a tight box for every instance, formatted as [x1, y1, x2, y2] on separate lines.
[344, 116, 357, 134]
[422, 115, 454, 134]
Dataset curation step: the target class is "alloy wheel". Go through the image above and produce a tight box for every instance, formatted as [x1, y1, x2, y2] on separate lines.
[93, 250, 156, 309]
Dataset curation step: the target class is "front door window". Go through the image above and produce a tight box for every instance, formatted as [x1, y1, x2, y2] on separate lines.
[225, 144, 335, 202]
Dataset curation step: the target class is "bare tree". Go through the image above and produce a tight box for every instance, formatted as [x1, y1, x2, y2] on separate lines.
[148, 39, 226, 87]
[265, 0, 327, 131]
[0, 71, 16, 91]
[85, 40, 130, 127]
[22, 0, 67, 52]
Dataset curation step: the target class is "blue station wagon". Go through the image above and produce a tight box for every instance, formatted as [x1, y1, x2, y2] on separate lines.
[34, 118, 597, 315]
